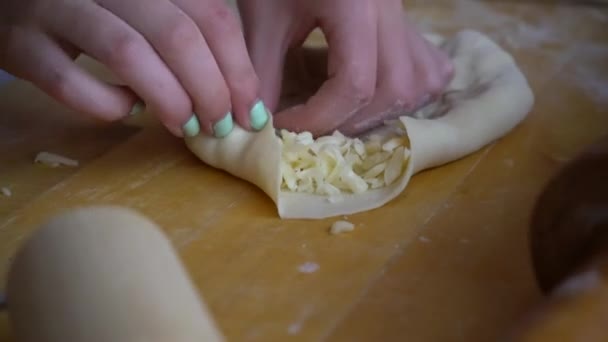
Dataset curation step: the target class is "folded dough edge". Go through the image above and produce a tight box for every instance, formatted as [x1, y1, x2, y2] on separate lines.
[185, 30, 534, 219]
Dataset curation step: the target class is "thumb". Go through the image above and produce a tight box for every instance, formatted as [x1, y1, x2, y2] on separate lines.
[273, 3, 378, 137]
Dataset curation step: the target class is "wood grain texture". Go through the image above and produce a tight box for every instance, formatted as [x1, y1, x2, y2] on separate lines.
[1, 1, 607, 341]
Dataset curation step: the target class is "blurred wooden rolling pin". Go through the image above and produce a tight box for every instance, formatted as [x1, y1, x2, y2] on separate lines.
[506, 135, 608, 341]
[5, 206, 224, 342]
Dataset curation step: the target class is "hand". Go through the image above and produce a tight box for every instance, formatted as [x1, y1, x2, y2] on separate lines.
[238, 0, 454, 137]
[0, 0, 268, 138]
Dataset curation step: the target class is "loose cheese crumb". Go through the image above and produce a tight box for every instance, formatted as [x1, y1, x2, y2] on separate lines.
[34, 152, 79, 168]
[1, 187, 11, 197]
[280, 129, 410, 195]
[330, 220, 355, 235]
[287, 322, 302, 335]
[418, 236, 431, 243]
[298, 262, 320, 273]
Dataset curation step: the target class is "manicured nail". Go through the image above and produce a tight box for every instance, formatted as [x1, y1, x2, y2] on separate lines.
[249, 100, 269, 131]
[129, 101, 145, 116]
[182, 115, 200, 137]
[213, 112, 234, 138]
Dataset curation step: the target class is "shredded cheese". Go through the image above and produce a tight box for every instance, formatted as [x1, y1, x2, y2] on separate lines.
[330, 220, 355, 235]
[280, 130, 410, 195]
[34, 152, 79, 168]
[1, 187, 11, 197]
[298, 262, 320, 273]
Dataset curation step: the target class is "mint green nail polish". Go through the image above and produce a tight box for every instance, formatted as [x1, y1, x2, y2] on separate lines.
[213, 113, 233, 138]
[250, 100, 269, 131]
[129, 101, 145, 116]
[182, 115, 200, 137]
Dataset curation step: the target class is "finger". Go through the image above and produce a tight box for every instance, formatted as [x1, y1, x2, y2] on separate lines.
[413, 29, 454, 103]
[176, 0, 265, 131]
[5, 28, 136, 121]
[410, 40, 445, 106]
[99, 0, 236, 137]
[238, 0, 294, 114]
[338, 2, 419, 136]
[273, 1, 378, 137]
[44, 1, 193, 136]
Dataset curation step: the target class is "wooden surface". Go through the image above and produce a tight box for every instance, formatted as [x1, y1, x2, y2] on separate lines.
[1, 1, 607, 341]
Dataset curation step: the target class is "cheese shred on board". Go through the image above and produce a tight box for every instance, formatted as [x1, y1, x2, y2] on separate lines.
[279, 130, 410, 195]
[1, 187, 11, 197]
[330, 220, 355, 235]
[34, 152, 79, 168]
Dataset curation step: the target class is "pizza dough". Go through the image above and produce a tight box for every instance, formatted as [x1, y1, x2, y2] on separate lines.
[185, 30, 534, 219]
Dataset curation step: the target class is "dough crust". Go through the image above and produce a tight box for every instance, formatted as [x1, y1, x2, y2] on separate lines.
[185, 30, 534, 219]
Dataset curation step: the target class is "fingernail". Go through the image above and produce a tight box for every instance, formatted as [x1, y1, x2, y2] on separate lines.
[129, 101, 145, 116]
[249, 100, 269, 131]
[213, 112, 234, 138]
[182, 115, 200, 137]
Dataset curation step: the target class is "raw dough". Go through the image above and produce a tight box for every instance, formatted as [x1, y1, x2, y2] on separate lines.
[185, 30, 534, 219]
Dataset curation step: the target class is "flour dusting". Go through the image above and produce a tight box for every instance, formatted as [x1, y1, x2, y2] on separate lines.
[571, 45, 608, 107]
[170, 227, 203, 248]
[128, 159, 178, 190]
[411, 0, 608, 109]
[287, 305, 315, 335]
[411, 0, 564, 50]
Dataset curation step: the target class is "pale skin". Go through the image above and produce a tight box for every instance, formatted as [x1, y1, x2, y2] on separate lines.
[0, 0, 453, 138]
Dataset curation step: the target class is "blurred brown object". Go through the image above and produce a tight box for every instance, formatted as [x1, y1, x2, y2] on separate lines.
[506, 134, 608, 341]
[530, 134, 608, 293]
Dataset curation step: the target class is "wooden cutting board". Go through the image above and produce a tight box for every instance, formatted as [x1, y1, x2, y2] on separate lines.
[1, 1, 607, 341]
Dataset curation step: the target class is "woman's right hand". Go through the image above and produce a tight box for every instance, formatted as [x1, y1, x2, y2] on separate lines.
[238, 0, 454, 137]
[0, 0, 268, 138]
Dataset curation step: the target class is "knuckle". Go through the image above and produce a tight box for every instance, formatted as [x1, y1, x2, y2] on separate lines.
[228, 70, 259, 102]
[386, 80, 417, 107]
[103, 31, 141, 69]
[207, 4, 238, 25]
[160, 16, 201, 50]
[209, 4, 234, 22]
[203, 4, 242, 37]
[44, 69, 72, 100]
[344, 74, 374, 105]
